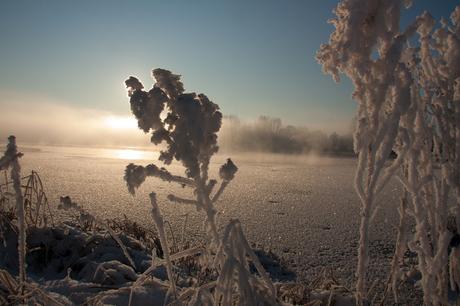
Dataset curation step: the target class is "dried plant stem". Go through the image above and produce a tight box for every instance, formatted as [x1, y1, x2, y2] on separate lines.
[1, 136, 27, 294]
[12, 159, 25, 293]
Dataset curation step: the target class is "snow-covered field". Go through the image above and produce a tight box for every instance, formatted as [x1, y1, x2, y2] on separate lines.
[4, 144, 434, 304]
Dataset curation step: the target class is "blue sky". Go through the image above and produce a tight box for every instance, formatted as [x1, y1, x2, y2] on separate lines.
[0, 0, 458, 145]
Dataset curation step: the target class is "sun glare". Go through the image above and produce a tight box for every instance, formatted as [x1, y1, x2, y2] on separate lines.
[116, 149, 143, 160]
[104, 116, 138, 130]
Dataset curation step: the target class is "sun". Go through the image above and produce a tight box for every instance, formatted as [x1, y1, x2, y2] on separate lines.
[103, 116, 138, 130]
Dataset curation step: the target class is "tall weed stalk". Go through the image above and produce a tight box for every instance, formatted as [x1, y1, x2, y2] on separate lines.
[124, 68, 237, 247]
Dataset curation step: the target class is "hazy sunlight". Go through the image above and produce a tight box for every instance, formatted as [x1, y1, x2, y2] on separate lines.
[115, 149, 144, 160]
[103, 116, 138, 130]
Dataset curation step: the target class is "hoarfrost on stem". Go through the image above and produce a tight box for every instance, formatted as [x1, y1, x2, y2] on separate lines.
[148, 192, 176, 301]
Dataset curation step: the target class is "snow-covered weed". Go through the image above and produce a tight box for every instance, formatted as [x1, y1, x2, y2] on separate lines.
[317, 1, 460, 304]
[124, 68, 237, 247]
[124, 69, 256, 298]
[122, 68, 359, 305]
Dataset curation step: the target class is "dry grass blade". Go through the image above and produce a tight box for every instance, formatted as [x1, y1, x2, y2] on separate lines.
[276, 266, 352, 305]
[22, 171, 54, 227]
[107, 215, 158, 242]
[0, 210, 19, 238]
[1, 170, 53, 228]
[93, 264, 118, 286]
[277, 280, 311, 305]
[0, 270, 64, 306]
[17, 282, 64, 306]
[0, 270, 19, 295]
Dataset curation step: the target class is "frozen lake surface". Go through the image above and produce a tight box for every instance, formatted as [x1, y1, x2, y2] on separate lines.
[14, 144, 418, 291]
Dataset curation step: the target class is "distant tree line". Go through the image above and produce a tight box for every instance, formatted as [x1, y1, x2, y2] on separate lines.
[218, 115, 355, 155]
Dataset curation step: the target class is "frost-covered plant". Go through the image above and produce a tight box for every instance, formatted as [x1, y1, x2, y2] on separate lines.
[167, 219, 277, 306]
[386, 9, 460, 306]
[416, 7, 460, 231]
[123, 69, 289, 305]
[400, 8, 460, 304]
[317, 1, 460, 305]
[316, 1, 422, 303]
[418, 6, 460, 154]
[124, 68, 238, 246]
[213, 219, 276, 305]
[0, 136, 26, 290]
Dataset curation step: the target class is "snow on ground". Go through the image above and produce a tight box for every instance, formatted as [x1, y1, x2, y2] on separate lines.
[0, 144, 438, 304]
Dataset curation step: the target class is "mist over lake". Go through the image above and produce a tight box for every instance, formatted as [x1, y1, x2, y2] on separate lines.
[14, 144, 412, 286]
